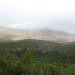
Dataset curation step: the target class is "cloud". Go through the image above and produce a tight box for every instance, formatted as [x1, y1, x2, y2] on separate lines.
[0, 0, 75, 33]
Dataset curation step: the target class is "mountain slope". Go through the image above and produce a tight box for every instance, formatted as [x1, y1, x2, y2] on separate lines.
[0, 26, 75, 43]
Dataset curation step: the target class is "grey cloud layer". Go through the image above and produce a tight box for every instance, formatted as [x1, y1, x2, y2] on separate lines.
[0, 0, 75, 34]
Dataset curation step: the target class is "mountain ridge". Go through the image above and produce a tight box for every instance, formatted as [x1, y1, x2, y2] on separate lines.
[0, 26, 75, 43]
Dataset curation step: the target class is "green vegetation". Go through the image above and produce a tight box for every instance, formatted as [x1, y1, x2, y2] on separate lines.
[0, 49, 75, 75]
[0, 40, 75, 75]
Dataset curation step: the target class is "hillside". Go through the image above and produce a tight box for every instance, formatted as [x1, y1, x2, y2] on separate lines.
[0, 26, 75, 43]
[0, 40, 75, 75]
[0, 39, 75, 63]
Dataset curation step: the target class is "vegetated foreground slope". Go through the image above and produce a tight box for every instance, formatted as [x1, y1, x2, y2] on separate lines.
[0, 39, 75, 63]
[0, 39, 75, 75]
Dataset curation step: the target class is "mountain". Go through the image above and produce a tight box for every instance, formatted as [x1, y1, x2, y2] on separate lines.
[0, 26, 75, 43]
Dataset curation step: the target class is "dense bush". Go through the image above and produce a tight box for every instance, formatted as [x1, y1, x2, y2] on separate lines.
[0, 49, 75, 75]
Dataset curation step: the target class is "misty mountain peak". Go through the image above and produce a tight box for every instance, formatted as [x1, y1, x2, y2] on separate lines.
[0, 27, 75, 43]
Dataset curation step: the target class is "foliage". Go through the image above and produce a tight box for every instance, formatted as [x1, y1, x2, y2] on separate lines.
[0, 49, 75, 75]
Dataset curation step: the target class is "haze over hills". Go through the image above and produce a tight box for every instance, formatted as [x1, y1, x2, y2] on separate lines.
[0, 26, 75, 43]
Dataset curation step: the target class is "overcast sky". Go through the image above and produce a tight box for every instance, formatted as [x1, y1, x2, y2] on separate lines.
[0, 0, 75, 33]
